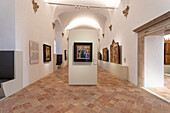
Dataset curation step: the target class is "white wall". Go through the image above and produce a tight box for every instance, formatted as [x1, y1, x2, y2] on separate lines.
[55, 20, 63, 54]
[144, 36, 164, 87]
[62, 33, 68, 67]
[98, 60, 128, 81]
[69, 29, 97, 85]
[99, 0, 170, 85]
[0, 0, 15, 50]
[15, 0, 55, 87]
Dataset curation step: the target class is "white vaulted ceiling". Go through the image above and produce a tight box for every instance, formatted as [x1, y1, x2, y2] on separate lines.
[45, 0, 121, 31]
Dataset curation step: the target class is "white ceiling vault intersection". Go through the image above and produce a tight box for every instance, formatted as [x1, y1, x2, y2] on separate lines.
[44, 0, 121, 32]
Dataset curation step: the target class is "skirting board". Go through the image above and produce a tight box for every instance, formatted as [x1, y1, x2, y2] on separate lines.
[98, 60, 128, 81]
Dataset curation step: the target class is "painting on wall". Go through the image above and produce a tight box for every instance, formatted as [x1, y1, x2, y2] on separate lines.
[98, 52, 102, 60]
[43, 44, 51, 62]
[64, 50, 67, 61]
[103, 48, 109, 62]
[29, 40, 39, 64]
[74, 42, 92, 62]
[110, 40, 120, 64]
[165, 43, 170, 65]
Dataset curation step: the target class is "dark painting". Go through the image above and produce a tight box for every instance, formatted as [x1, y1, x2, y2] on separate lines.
[43, 44, 51, 62]
[74, 43, 92, 62]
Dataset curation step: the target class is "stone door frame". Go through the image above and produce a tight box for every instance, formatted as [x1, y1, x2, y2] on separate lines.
[134, 11, 170, 87]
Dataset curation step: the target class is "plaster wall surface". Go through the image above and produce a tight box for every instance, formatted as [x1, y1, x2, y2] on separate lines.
[0, 0, 15, 50]
[144, 36, 164, 87]
[99, 0, 170, 85]
[69, 29, 97, 85]
[98, 60, 128, 81]
[15, 0, 55, 87]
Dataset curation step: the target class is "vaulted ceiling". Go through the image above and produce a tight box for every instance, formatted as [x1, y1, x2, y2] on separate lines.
[45, 0, 121, 31]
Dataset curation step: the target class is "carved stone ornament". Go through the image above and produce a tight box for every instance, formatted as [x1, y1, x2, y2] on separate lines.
[52, 22, 55, 29]
[123, 5, 130, 18]
[109, 25, 112, 31]
[32, 0, 39, 13]
[98, 39, 100, 42]
[62, 33, 64, 37]
[102, 33, 105, 38]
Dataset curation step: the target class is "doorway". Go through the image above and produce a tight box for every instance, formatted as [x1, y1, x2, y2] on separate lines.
[134, 11, 170, 102]
[144, 34, 170, 102]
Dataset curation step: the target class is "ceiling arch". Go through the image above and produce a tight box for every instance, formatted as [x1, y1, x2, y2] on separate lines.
[52, 3, 114, 31]
[57, 11, 107, 31]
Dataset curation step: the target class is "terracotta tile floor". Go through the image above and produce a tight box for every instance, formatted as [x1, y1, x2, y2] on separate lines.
[148, 76, 170, 101]
[0, 66, 170, 113]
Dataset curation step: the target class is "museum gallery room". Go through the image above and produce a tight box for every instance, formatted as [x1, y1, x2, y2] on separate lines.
[0, 0, 170, 113]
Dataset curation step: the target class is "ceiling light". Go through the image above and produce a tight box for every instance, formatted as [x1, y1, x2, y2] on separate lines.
[65, 17, 101, 30]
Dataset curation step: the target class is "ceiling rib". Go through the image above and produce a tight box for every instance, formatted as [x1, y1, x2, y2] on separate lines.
[48, 3, 115, 10]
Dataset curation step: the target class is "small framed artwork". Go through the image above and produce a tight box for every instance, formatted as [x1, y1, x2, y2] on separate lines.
[64, 50, 67, 61]
[29, 40, 39, 64]
[74, 42, 93, 62]
[43, 44, 51, 62]
[103, 48, 109, 62]
[98, 52, 102, 60]
[110, 40, 120, 64]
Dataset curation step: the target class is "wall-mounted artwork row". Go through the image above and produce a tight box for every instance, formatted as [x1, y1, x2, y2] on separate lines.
[29, 40, 39, 64]
[110, 40, 120, 64]
[74, 42, 93, 62]
[98, 52, 102, 60]
[103, 48, 109, 62]
[43, 44, 51, 62]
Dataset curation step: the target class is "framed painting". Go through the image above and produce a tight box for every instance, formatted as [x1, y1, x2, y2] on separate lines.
[29, 40, 39, 64]
[103, 48, 109, 62]
[165, 43, 170, 65]
[110, 40, 120, 64]
[74, 42, 93, 62]
[64, 50, 67, 61]
[98, 52, 102, 60]
[43, 44, 51, 62]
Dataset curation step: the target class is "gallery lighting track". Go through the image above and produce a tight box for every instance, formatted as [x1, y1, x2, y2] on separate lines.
[48, 3, 115, 10]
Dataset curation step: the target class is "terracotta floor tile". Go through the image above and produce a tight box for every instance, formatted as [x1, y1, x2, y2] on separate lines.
[147, 76, 170, 101]
[87, 103, 95, 108]
[0, 66, 169, 113]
